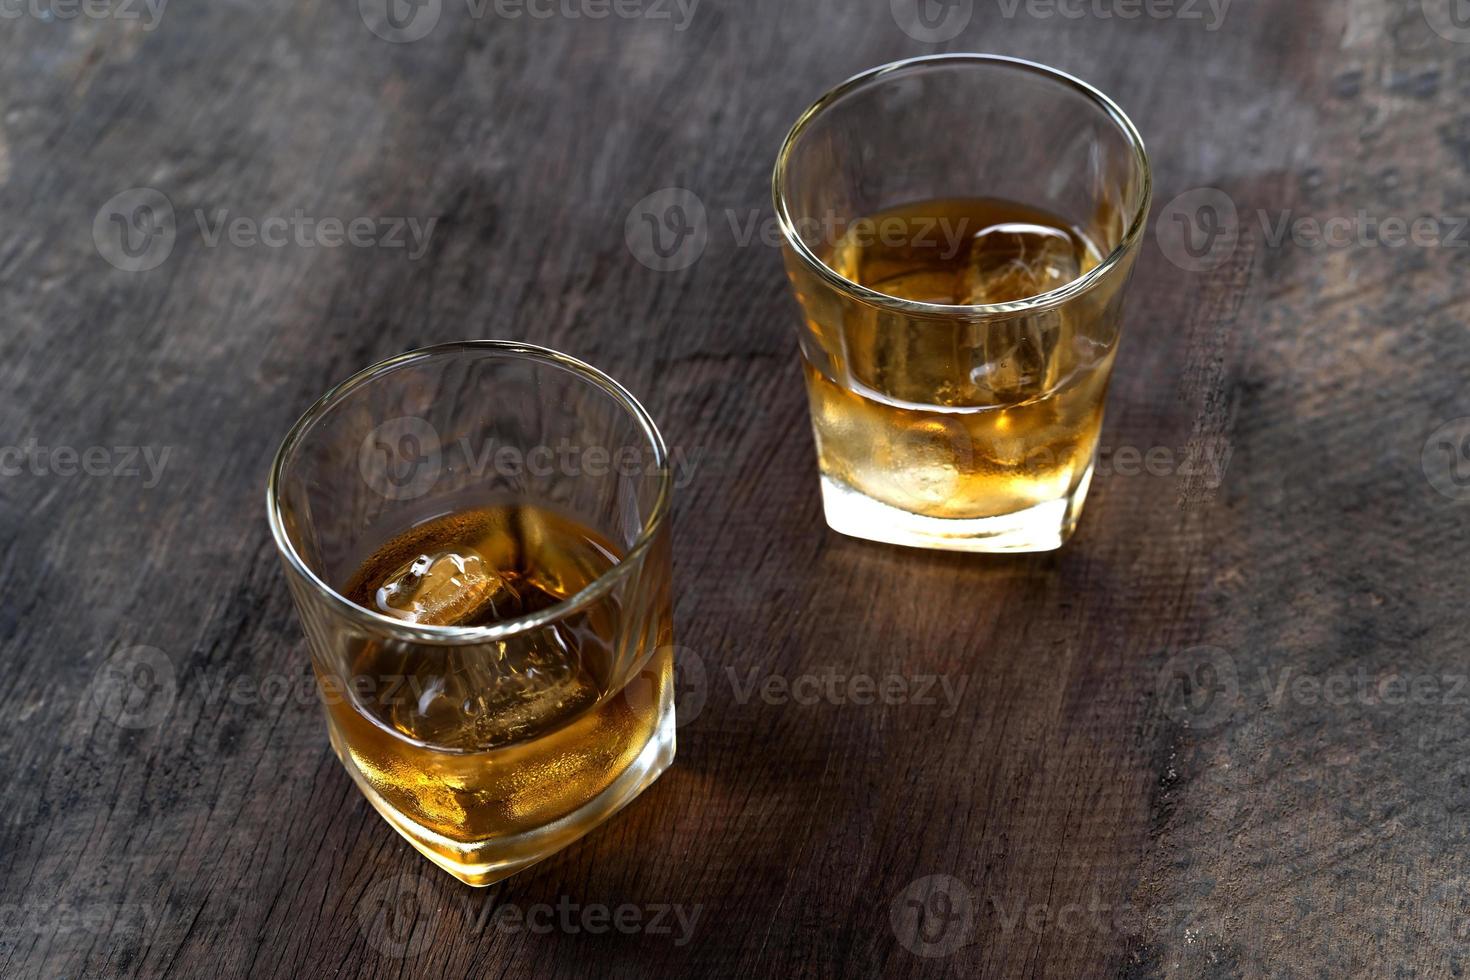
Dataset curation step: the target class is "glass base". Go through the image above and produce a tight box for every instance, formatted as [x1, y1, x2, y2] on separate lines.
[329, 705, 676, 887]
[819, 464, 1093, 554]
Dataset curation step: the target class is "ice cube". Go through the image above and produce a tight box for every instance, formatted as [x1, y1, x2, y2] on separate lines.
[965, 312, 1063, 404]
[374, 550, 520, 626]
[463, 627, 600, 746]
[956, 224, 1082, 403]
[386, 627, 600, 749]
[843, 271, 969, 404]
[960, 223, 1081, 305]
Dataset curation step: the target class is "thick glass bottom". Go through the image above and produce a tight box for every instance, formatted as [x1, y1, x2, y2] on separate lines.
[328, 702, 676, 887]
[819, 463, 1093, 554]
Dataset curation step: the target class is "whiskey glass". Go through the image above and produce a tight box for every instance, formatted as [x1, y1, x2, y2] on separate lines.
[267, 341, 675, 886]
[773, 54, 1152, 552]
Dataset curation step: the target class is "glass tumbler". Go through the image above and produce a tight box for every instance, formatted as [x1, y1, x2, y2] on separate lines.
[267, 341, 675, 886]
[773, 54, 1152, 553]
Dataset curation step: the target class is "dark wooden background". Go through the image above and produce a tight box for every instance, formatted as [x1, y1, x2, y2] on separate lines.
[4, 0, 1470, 976]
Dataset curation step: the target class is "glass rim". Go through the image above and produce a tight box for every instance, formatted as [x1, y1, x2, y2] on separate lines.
[266, 340, 672, 647]
[771, 53, 1153, 318]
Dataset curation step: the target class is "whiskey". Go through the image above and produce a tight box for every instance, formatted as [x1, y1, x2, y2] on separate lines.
[322, 504, 673, 883]
[788, 197, 1116, 528]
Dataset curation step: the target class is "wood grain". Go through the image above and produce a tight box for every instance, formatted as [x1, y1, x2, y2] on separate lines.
[3, 0, 1469, 977]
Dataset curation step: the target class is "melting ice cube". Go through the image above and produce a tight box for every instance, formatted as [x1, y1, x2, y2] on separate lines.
[374, 551, 520, 626]
[394, 625, 601, 749]
[960, 222, 1081, 305]
[959, 223, 1082, 402]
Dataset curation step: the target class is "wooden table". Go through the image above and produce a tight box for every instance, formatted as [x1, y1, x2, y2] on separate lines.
[4, 1, 1468, 976]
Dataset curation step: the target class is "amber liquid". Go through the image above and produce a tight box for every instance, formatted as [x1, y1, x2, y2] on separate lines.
[791, 197, 1117, 521]
[324, 505, 672, 879]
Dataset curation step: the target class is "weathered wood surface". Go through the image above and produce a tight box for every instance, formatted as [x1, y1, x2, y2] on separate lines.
[3, 0, 1469, 977]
